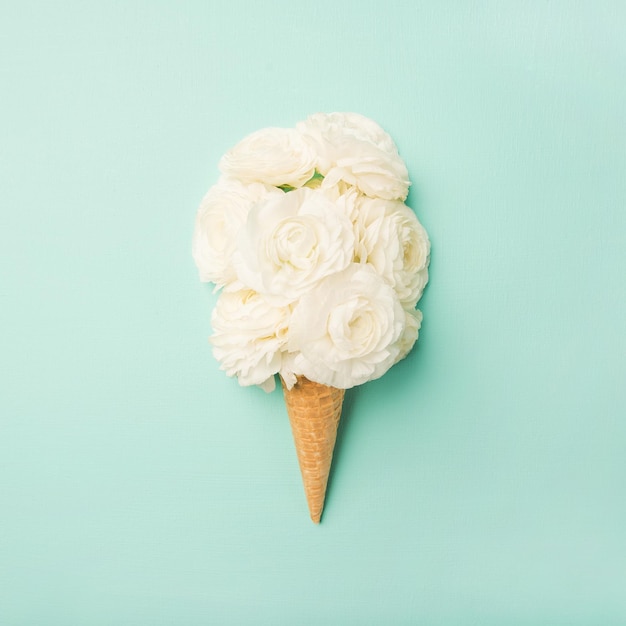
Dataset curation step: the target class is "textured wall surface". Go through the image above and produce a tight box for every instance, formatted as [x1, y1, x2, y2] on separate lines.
[1, 2, 625, 624]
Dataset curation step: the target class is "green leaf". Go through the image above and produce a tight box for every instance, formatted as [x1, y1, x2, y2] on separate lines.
[308, 170, 324, 183]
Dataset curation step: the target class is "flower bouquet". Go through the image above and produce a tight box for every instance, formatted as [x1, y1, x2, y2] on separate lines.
[193, 112, 430, 522]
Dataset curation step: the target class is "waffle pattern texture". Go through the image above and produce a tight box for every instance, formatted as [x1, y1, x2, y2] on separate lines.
[281, 376, 345, 523]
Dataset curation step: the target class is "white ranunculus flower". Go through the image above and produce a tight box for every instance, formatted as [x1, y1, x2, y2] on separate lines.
[278, 351, 299, 391]
[210, 288, 291, 392]
[192, 177, 282, 288]
[297, 112, 410, 201]
[394, 308, 423, 364]
[408, 268, 429, 309]
[287, 264, 406, 388]
[234, 187, 355, 305]
[352, 196, 430, 307]
[219, 127, 317, 188]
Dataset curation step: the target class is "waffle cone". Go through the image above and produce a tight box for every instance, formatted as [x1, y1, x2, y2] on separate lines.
[281, 376, 345, 524]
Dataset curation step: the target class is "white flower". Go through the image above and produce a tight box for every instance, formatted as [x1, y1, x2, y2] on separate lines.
[234, 187, 355, 305]
[219, 127, 317, 188]
[394, 308, 423, 364]
[195, 114, 430, 393]
[297, 112, 410, 201]
[352, 196, 430, 307]
[278, 352, 299, 390]
[210, 288, 291, 391]
[192, 178, 281, 288]
[287, 264, 406, 388]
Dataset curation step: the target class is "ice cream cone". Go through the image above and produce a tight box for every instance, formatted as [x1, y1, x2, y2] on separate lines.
[281, 375, 345, 523]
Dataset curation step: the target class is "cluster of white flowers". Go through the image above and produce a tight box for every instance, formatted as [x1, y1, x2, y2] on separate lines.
[193, 112, 430, 392]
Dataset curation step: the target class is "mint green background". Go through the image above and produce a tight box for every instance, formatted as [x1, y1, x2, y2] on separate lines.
[1, 2, 625, 624]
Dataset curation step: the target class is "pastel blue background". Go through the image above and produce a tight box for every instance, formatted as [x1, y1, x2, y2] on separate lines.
[1, 2, 625, 624]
